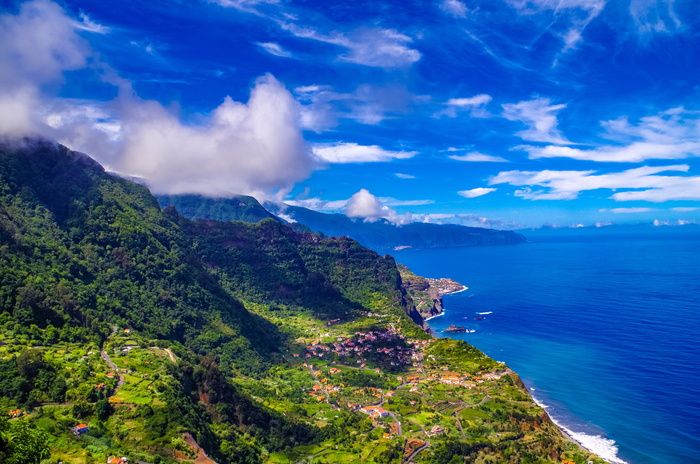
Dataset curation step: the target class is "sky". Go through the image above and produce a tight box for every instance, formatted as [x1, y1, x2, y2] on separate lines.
[1, 0, 700, 228]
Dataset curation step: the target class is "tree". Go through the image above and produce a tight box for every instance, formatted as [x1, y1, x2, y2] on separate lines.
[1, 420, 50, 464]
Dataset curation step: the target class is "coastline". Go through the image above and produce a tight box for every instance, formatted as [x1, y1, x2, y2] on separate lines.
[531, 396, 627, 464]
[424, 284, 468, 321]
[426, 283, 622, 464]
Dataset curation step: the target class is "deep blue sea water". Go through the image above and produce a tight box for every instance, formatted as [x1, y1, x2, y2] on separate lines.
[397, 232, 700, 464]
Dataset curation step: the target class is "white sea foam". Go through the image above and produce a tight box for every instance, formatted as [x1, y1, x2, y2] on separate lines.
[476, 311, 493, 315]
[532, 396, 628, 464]
[425, 312, 445, 321]
[446, 285, 468, 295]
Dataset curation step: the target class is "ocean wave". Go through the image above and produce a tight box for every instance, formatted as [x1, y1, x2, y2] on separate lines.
[532, 397, 628, 464]
[476, 311, 493, 315]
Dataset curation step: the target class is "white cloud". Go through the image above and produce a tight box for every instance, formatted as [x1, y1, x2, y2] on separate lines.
[502, 98, 570, 144]
[45, 75, 315, 198]
[0, 0, 88, 88]
[630, 0, 682, 35]
[599, 207, 655, 213]
[75, 11, 109, 34]
[0, 0, 89, 136]
[345, 188, 394, 221]
[311, 142, 417, 163]
[437, 94, 492, 118]
[256, 41, 293, 58]
[340, 28, 421, 68]
[449, 151, 508, 162]
[296, 83, 413, 131]
[440, 0, 468, 17]
[491, 164, 700, 202]
[520, 107, 700, 162]
[395, 172, 416, 179]
[671, 207, 699, 212]
[507, 0, 605, 50]
[448, 95, 492, 107]
[281, 22, 420, 68]
[458, 187, 497, 198]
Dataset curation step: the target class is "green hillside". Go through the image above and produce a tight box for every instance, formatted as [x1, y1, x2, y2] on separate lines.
[0, 140, 602, 464]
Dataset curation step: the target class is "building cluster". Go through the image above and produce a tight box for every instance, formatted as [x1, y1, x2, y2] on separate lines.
[303, 329, 413, 368]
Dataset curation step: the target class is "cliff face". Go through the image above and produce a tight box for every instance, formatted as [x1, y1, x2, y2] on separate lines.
[399, 265, 464, 319]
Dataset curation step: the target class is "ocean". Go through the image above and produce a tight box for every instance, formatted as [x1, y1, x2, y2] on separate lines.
[396, 230, 700, 464]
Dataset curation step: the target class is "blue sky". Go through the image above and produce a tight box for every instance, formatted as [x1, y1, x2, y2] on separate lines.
[1, 0, 700, 228]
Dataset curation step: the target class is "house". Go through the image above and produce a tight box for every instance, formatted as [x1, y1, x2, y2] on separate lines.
[329, 367, 340, 375]
[107, 457, 129, 464]
[106, 372, 116, 379]
[8, 409, 23, 418]
[427, 425, 444, 437]
[72, 423, 90, 435]
[360, 406, 390, 419]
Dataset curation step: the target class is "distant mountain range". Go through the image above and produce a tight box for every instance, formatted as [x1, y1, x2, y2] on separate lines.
[156, 194, 526, 251]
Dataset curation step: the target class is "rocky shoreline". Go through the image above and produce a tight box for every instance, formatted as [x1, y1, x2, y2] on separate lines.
[399, 265, 466, 321]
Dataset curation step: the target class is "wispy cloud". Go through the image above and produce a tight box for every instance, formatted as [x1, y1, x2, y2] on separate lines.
[436, 94, 492, 118]
[519, 107, 700, 162]
[296, 83, 414, 130]
[311, 142, 417, 163]
[599, 207, 655, 213]
[506, 0, 606, 51]
[458, 187, 497, 198]
[449, 151, 508, 162]
[256, 41, 293, 58]
[75, 11, 109, 34]
[440, 0, 468, 18]
[630, 0, 683, 35]
[395, 172, 416, 179]
[502, 97, 570, 144]
[491, 164, 700, 202]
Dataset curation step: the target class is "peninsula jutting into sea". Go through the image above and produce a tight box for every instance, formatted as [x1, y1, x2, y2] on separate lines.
[2, 0, 700, 462]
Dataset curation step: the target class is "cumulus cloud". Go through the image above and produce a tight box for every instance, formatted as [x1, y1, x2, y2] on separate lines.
[440, 0, 468, 17]
[458, 187, 497, 198]
[520, 107, 700, 162]
[449, 151, 508, 162]
[490, 164, 700, 202]
[345, 188, 394, 221]
[0, 0, 89, 136]
[311, 142, 417, 163]
[47, 75, 314, 197]
[0, 2, 319, 198]
[502, 98, 570, 144]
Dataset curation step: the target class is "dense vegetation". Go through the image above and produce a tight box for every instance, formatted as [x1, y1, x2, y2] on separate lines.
[0, 139, 602, 463]
[158, 194, 278, 224]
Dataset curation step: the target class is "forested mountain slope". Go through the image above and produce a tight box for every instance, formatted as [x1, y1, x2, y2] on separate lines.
[0, 139, 601, 464]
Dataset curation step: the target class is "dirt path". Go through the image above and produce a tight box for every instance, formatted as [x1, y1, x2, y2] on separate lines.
[101, 347, 124, 389]
[183, 432, 217, 464]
